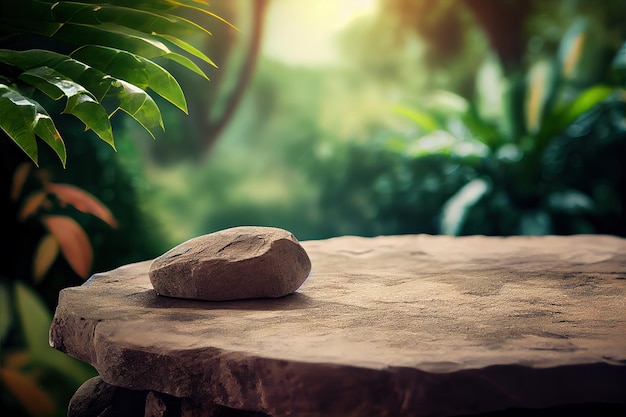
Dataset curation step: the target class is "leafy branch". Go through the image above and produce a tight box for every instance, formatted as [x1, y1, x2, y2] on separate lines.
[0, 0, 229, 166]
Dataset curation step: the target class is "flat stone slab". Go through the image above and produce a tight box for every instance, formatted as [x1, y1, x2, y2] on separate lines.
[50, 235, 626, 416]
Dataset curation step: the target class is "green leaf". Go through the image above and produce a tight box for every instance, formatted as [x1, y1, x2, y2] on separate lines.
[519, 211, 552, 235]
[406, 130, 489, 162]
[156, 33, 217, 68]
[0, 85, 38, 164]
[14, 281, 52, 361]
[11, 0, 235, 31]
[440, 178, 491, 235]
[537, 85, 615, 148]
[561, 85, 613, 121]
[611, 42, 626, 72]
[558, 18, 588, 78]
[19, 66, 114, 147]
[0, 49, 110, 99]
[50, 1, 212, 36]
[0, 49, 163, 141]
[548, 190, 594, 214]
[525, 60, 557, 134]
[428, 91, 469, 115]
[109, 79, 164, 138]
[14, 281, 95, 383]
[164, 0, 237, 30]
[0, 0, 62, 37]
[611, 42, 626, 85]
[0, 83, 67, 166]
[160, 50, 210, 79]
[475, 54, 505, 123]
[72, 45, 187, 113]
[393, 104, 441, 131]
[50, 22, 210, 79]
[0, 280, 12, 343]
[2, 0, 223, 77]
[52, 21, 170, 56]
[33, 107, 69, 165]
[461, 105, 501, 149]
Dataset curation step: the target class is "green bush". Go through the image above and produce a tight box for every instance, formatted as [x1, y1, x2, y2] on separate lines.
[391, 21, 625, 236]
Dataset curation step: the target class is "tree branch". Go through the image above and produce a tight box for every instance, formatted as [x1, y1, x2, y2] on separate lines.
[463, 0, 531, 74]
[200, 0, 270, 158]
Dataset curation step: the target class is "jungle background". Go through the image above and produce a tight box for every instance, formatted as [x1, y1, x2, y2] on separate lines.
[1, 0, 625, 415]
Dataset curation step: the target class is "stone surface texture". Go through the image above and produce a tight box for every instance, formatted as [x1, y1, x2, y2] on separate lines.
[149, 226, 311, 301]
[51, 235, 626, 417]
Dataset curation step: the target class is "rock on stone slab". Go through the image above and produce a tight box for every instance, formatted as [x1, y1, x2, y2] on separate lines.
[149, 226, 311, 301]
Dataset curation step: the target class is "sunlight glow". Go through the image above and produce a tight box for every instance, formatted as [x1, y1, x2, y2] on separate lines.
[262, 0, 377, 66]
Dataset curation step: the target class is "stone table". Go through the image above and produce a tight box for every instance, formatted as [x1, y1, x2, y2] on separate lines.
[50, 235, 626, 416]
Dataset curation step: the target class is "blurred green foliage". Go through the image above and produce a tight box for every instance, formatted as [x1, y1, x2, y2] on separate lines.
[393, 50, 625, 235]
[144, 1, 625, 243]
[1, 1, 623, 413]
[0, 115, 171, 417]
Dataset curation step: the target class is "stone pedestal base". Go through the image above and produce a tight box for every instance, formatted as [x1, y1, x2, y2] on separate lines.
[52, 235, 626, 416]
[68, 377, 269, 417]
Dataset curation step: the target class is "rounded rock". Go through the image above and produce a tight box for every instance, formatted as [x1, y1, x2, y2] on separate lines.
[149, 226, 311, 301]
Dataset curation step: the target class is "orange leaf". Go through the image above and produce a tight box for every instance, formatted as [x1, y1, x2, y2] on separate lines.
[2, 351, 30, 370]
[32, 234, 60, 283]
[47, 183, 118, 228]
[18, 191, 48, 221]
[11, 162, 32, 201]
[41, 215, 92, 279]
[0, 368, 56, 417]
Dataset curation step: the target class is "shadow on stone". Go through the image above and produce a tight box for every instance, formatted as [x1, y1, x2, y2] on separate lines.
[136, 289, 317, 311]
[462, 403, 626, 416]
